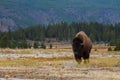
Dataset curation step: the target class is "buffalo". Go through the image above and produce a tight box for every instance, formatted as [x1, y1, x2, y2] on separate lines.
[72, 31, 92, 63]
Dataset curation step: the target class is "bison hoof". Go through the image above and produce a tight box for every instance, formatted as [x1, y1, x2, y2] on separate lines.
[84, 59, 89, 64]
[76, 60, 82, 64]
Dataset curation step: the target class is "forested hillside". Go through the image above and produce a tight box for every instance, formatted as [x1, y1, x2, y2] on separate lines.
[0, 22, 120, 48]
[1, 0, 120, 31]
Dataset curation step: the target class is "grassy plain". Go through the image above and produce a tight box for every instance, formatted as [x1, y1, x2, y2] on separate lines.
[0, 44, 120, 80]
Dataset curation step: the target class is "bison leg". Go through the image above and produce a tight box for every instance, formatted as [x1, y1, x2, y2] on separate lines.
[76, 59, 82, 64]
[74, 53, 82, 64]
[83, 52, 90, 63]
[84, 59, 89, 63]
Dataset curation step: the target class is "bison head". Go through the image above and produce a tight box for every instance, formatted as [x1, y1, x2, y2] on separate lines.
[72, 37, 84, 61]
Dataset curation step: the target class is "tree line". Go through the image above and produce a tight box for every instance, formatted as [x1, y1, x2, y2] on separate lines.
[0, 22, 120, 49]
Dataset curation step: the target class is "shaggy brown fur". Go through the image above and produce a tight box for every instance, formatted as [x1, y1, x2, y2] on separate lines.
[72, 31, 92, 63]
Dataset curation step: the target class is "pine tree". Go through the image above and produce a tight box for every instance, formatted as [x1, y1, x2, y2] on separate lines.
[0, 34, 9, 48]
[114, 40, 120, 51]
[33, 42, 39, 49]
[41, 42, 46, 49]
[49, 43, 53, 49]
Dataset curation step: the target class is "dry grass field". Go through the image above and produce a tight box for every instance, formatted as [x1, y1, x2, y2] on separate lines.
[0, 44, 120, 80]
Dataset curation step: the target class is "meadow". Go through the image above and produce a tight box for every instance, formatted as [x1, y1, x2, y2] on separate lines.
[0, 44, 120, 80]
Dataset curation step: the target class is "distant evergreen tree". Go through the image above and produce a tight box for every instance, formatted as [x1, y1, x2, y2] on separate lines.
[0, 34, 9, 48]
[14, 27, 26, 40]
[114, 40, 120, 51]
[108, 47, 112, 51]
[49, 43, 53, 49]
[41, 42, 46, 49]
[1, 21, 120, 48]
[8, 40, 17, 48]
[17, 40, 28, 49]
[33, 41, 39, 48]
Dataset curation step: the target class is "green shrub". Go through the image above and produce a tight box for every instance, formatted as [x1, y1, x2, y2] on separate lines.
[94, 48, 97, 51]
[114, 40, 120, 51]
[17, 40, 28, 48]
[108, 47, 112, 51]
[49, 44, 53, 49]
[41, 43, 46, 49]
[33, 42, 39, 48]
[0, 34, 9, 48]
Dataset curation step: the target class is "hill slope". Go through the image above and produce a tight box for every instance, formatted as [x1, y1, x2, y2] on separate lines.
[0, 0, 120, 31]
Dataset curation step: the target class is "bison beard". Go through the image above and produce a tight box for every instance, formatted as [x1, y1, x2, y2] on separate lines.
[72, 31, 92, 63]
